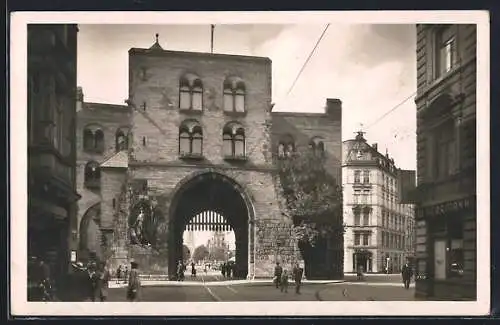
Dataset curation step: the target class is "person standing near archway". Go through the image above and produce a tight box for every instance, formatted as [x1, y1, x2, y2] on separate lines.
[274, 262, 283, 289]
[126, 261, 141, 302]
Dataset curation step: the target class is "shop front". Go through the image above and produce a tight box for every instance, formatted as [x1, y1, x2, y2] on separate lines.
[415, 195, 476, 300]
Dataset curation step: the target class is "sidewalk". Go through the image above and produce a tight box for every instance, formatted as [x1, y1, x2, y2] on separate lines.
[316, 282, 416, 301]
[108, 278, 345, 288]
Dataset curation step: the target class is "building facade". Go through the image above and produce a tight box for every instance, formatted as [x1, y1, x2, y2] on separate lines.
[74, 36, 343, 280]
[270, 101, 343, 279]
[27, 24, 80, 284]
[343, 132, 416, 274]
[412, 24, 477, 300]
[75, 90, 129, 263]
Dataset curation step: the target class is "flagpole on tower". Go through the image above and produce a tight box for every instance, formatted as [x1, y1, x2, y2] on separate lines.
[210, 24, 215, 53]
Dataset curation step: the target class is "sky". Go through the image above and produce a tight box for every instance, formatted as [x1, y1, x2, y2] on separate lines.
[77, 23, 417, 171]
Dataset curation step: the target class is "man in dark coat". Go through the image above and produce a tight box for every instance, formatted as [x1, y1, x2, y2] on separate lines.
[292, 263, 304, 294]
[127, 261, 141, 301]
[401, 261, 413, 289]
[274, 262, 283, 289]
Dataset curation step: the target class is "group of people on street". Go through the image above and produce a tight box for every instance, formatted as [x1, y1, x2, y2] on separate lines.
[273, 262, 304, 294]
[115, 264, 129, 284]
[28, 257, 54, 301]
[85, 260, 111, 302]
[221, 261, 235, 279]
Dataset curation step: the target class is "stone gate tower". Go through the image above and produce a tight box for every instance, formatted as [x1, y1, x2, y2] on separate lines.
[108, 36, 296, 278]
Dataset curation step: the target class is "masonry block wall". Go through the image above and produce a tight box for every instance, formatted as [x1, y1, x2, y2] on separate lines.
[414, 24, 476, 299]
[271, 99, 342, 182]
[76, 95, 128, 262]
[126, 47, 293, 278]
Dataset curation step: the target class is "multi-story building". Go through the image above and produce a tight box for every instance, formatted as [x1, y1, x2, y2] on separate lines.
[342, 132, 416, 273]
[27, 24, 80, 285]
[270, 101, 343, 279]
[75, 88, 129, 263]
[74, 35, 343, 280]
[411, 24, 477, 300]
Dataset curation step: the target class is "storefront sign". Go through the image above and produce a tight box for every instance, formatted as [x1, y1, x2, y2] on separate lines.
[423, 196, 475, 217]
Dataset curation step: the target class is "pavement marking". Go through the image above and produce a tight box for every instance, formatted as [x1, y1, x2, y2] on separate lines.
[204, 286, 222, 302]
[225, 286, 238, 294]
[201, 273, 223, 301]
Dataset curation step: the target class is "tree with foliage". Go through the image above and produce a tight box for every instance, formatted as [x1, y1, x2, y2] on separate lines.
[277, 149, 344, 278]
[192, 245, 209, 263]
[208, 247, 227, 261]
[182, 245, 191, 262]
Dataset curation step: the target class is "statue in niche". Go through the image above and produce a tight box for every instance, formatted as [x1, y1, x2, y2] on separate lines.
[130, 207, 151, 246]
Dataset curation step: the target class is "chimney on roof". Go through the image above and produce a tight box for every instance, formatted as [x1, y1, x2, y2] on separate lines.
[372, 143, 378, 151]
[76, 86, 84, 112]
[325, 98, 342, 120]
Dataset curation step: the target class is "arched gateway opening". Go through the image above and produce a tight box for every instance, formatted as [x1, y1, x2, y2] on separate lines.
[168, 172, 252, 280]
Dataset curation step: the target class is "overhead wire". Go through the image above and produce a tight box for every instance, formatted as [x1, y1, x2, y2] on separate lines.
[285, 23, 331, 97]
[364, 91, 417, 130]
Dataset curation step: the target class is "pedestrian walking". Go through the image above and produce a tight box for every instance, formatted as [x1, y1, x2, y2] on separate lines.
[191, 262, 197, 278]
[292, 263, 304, 294]
[401, 261, 413, 289]
[126, 261, 141, 301]
[274, 262, 283, 289]
[123, 266, 129, 284]
[116, 265, 122, 284]
[95, 261, 111, 302]
[227, 263, 233, 279]
[280, 270, 289, 293]
[177, 260, 185, 281]
[221, 263, 226, 278]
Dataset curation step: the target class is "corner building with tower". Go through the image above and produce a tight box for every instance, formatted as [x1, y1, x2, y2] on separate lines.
[75, 37, 343, 280]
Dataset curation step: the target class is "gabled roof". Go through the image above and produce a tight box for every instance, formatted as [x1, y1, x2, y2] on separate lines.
[100, 151, 128, 169]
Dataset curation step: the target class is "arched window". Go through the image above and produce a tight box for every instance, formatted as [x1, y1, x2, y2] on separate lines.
[178, 120, 203, 157]
[179, 75, 203, 111]
[234, 128, 245, 156]
[94, 129, 105, 152]
[192, 79, 203, 111]
[179, 77, 191, 110]
[83, 129, 94, 151]
[223, 132, 233, 156]
[83, 125, 105, 153]
[223, 78, 246, 113]
[310, 137, 326, 157]
[192, 125, 203, 155]
[222, 123, 246, 158]
[179, 126, 191, 154]
[115, 128, 128, 152]
[84, 161, 101, 189]
[278, 135, 295, 158]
